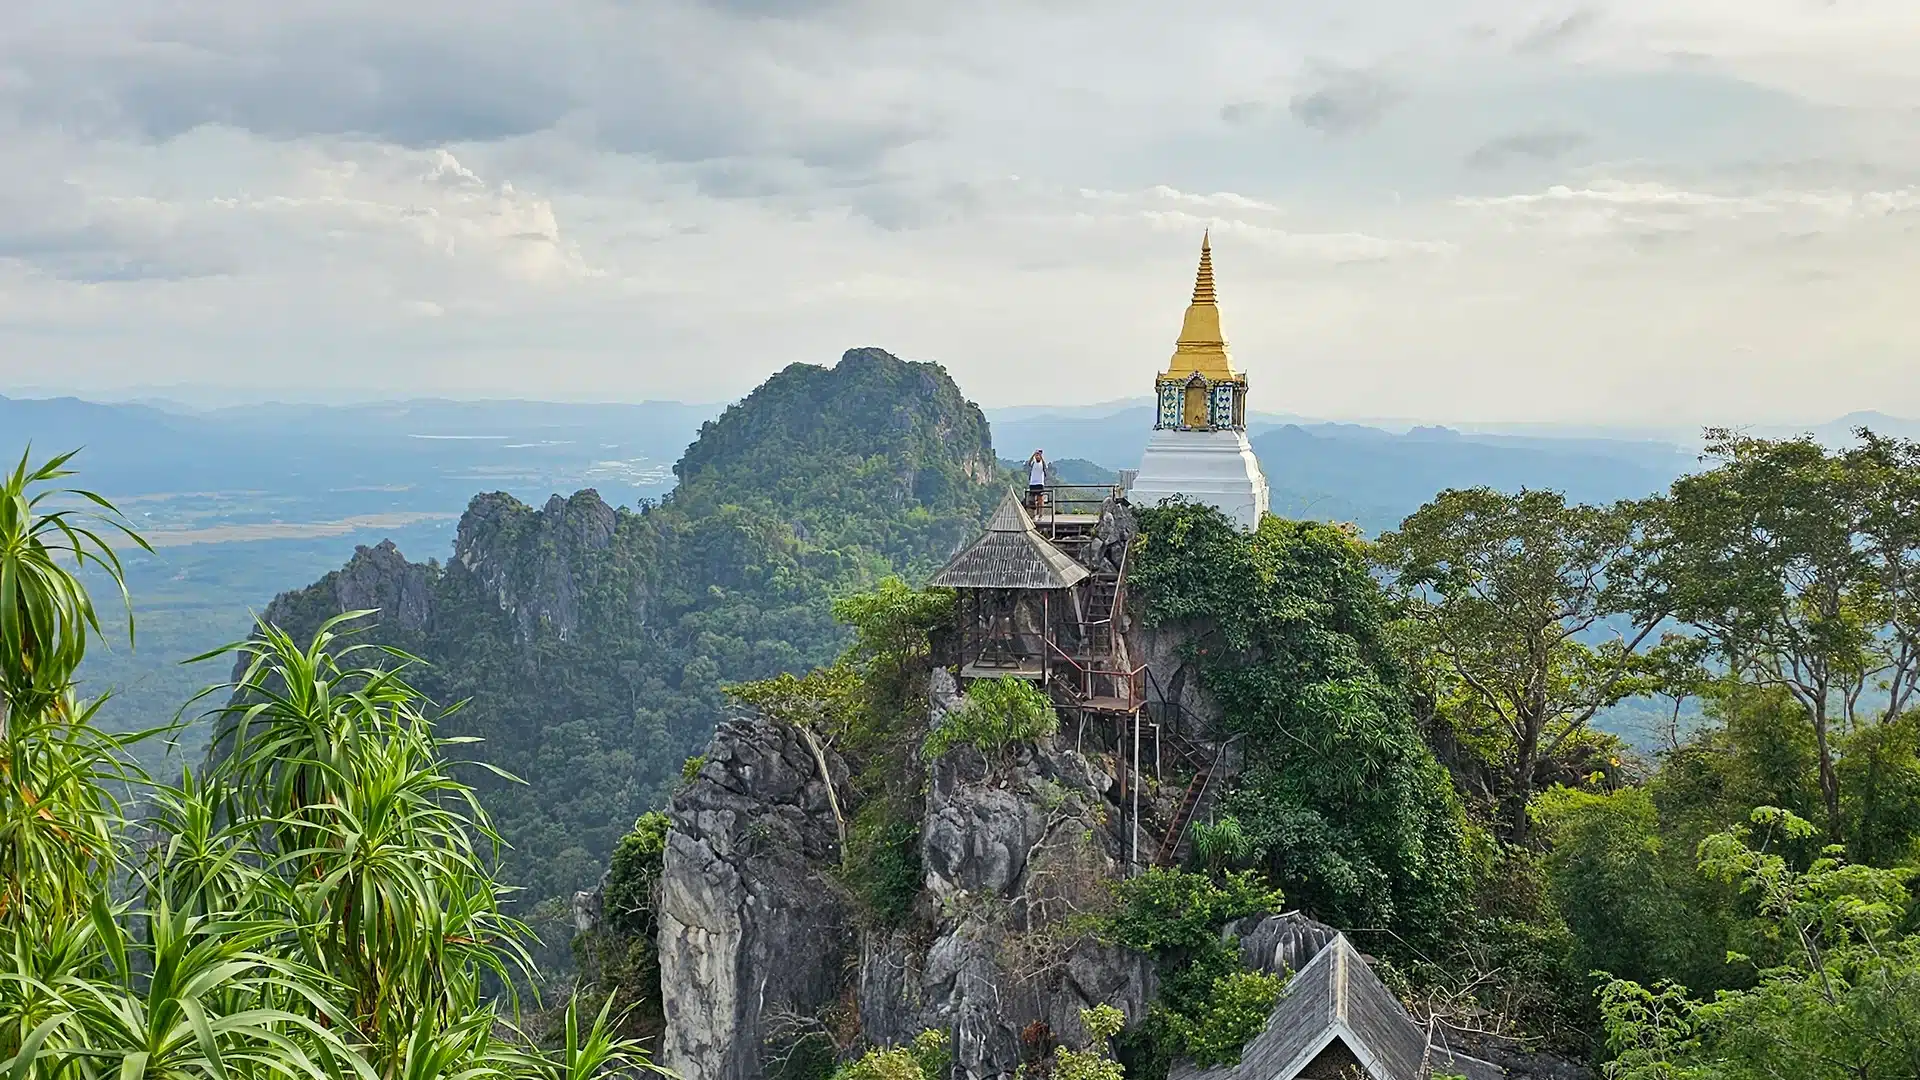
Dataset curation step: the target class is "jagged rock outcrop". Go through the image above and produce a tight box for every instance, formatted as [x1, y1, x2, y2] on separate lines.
[333, 538, 434, 631]
[453, 489, 631, 644]
[1085, 496, 1138, 577]
[657, 716, 855, 1080]
[855, 674, 1152, 1080]
[653, 670, 1151, 1080]
[238, 538, 433, 683]
[252, 489, 638, 654]
[1233, 910, 1341, 975]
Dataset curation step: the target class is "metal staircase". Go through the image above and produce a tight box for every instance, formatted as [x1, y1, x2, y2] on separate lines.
[1044, 540, 1142, 716]
[1152, 732, 1225, 866]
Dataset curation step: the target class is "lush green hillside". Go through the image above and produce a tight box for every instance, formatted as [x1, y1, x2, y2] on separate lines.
[245, 349, 1001, 956]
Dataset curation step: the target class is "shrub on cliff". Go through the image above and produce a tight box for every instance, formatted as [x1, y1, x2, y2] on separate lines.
[1100, 868, 1285, 1070]
[831, 1029, 951, 1080]
[922, 676, 1060, 761]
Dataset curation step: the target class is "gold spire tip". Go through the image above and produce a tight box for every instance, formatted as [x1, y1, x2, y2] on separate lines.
[1191, 231, 1217, 305]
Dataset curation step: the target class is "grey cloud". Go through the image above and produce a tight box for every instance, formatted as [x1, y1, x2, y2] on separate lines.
[697, 0, 844, 16]
[1516, 9, 1599, 55]
[596, 88, 937, 173]
[0, 2, 931, 178]
[1219, 101, 1269, 125]
[847, 179, 985, 231]
[1466, 129, 1588, 170]
[0, 180, 233, 283]
[5, 14, 575, 147]
[1289, 67, 1401, 135]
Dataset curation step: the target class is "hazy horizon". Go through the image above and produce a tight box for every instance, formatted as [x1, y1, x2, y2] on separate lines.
[11, 376, 1919, 447]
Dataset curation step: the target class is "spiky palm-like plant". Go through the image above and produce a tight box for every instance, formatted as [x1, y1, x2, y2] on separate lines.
[0, 448, 147, 731]
[203, 615, 534, 1069]
[0, 449, 150, 935]
[1, 449, 666, 1080]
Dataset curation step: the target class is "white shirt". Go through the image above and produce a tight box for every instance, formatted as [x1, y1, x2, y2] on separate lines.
[1029, 460, 1046, 486]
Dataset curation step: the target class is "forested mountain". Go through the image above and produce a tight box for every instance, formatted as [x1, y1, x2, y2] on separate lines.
[245, 348, 1002, 951]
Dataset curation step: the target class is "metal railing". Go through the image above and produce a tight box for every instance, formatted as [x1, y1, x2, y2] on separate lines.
[1030, 483, 1123, 534]
[1043, 635, 1147, 710]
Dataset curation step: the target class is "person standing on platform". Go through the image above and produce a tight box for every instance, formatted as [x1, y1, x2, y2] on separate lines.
[1026, 450, 1047, 513]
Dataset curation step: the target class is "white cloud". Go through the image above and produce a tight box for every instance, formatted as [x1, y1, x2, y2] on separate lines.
[1456, 178, 1920, 239]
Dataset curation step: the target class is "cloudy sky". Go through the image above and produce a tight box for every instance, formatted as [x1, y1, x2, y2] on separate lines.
[3, 1, 1919, 422]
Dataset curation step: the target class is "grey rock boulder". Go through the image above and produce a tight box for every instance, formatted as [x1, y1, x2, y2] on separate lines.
[658, 716, 853, 1080]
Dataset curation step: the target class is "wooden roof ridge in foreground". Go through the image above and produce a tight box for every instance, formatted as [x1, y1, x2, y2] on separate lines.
[1168, 916, 1506, 1080]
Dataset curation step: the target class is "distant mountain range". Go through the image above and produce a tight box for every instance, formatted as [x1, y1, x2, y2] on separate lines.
[0, 394, 710, 534]
[988, 404, 1700, 532]
[8, 389, 1916, 538]
[16, 375, 1915, 778]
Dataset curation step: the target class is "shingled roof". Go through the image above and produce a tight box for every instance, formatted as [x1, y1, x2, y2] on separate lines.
[928, 490, 1091, 591]
[1170, 919, 1504, 1080]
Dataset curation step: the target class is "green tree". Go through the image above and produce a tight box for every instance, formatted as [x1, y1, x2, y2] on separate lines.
[1531, 787, 1698, 988]
[1045, 1005, 1125, 1080]
[1189, 816, 1254, 876]
[726, 663, 865, 856]
[1638, 430, 1920, 838]
[575, 811, 672, 1039]
[922, 676, 1059, 761]
[0, 448, 148, 735]
[1377, 488, 1661, 840]
[1596, 807, 1920, 1080]
[832, 1029, 951, 1080]
[1836, 711, 1920, 867]
[1101, 869, 1284, 1069]
[1131, 502, 1475, 938]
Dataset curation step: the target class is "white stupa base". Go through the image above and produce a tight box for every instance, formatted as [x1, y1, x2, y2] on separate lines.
[1129, 428, 1270, 530]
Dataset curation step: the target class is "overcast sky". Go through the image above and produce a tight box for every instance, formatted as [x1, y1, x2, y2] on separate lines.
[2, 1, 1918, 421]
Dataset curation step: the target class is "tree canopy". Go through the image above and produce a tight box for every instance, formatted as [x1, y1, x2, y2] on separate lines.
[1131, 500, 1476, 939]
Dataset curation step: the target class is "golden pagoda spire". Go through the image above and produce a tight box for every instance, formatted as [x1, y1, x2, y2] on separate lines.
[1162, 230, 1238, 380]
[1192, 229, 1216, 304]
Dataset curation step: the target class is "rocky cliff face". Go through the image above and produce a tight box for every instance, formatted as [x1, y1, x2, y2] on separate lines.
[657, 716, 855, 1080]
[657, 672, 1152, 1080]
[1135, 620, 1223, 741]
[453, 489, 635, 644]
[252, 488, 637, 651]
[860, 731, 1152, 1079]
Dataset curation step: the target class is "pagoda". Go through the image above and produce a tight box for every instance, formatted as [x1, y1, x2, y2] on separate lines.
[1127, 233, 1270, 529]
